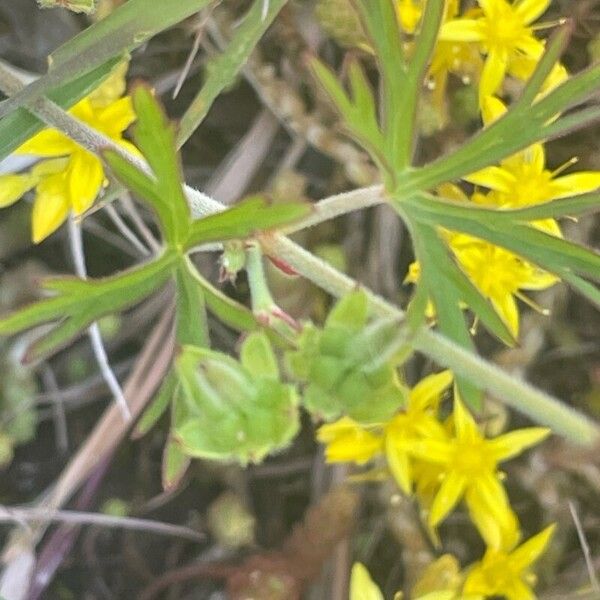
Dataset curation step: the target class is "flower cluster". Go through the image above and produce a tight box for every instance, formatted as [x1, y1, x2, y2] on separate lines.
[397, 1, 600, 337]
[0, 63, 136, 243]
[319, 372, 554, 599]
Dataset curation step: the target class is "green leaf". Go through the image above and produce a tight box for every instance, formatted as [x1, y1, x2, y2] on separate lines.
[412, 221, 514, 345]
[104, 86, 192, 246]
[391, 0, 445, 167]
[0, 0, 213, 118]
[309, 57, 390, 177]
[0, 58, 120, 164]
[409, 221, 482, 408]
[240, 332, 279, 380]
[37, 0, 96, 13]
[0, 252, 176, 359]
[352, 0, 405, 160]
[186, 196, 312, 249]
[162, 435, 191, 491]
[178, 0, 289, 146]
[175, 257, 209, 347]
[130, 86, 191, 235]
[183, 264, 258, 333]
[326, 289, 369, 331]
[102, 148, 175, 241]
[405, 194, 600, 282]
[134, 371, 177, 438]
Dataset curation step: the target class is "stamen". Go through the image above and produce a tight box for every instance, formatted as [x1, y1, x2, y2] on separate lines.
[531, 18, 568, 32]
[515, 292, 550, 315]
[551, 156, 578, 177]
[469, 315, 480, 336]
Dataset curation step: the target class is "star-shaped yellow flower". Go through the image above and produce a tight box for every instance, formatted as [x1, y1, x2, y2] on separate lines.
[440, 0, 551, 102]
[463, 525, 556, 599]
[410, 395, 550, 549]
[0, 63, 136, 243]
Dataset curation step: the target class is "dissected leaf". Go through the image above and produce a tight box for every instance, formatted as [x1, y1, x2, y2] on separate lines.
[0, 252, 175, 360]
[186, 196, 312, 249]
[175, 257, 209, 347]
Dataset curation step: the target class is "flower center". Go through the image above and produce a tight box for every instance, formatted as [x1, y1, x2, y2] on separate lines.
[452, 440, 495, 476]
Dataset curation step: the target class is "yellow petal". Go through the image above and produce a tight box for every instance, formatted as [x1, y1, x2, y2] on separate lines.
[481, 95, 507, 125]
[429, 471, 466, 527]
[488, 427, 550, 462]
[31, 157, 70, 177]
[479, 47, 509, 103]
[15, 128, 75, 157]
[318, 417, 383, 465]
[350, 563, 384, 600]
[409, 371, 453, 412]
[0, 174, 37, 208]
[515, 0, 551, 25]
[464, 166, 516, 192]
[466, 482, 520, 550]
[504, 578, 536, 600]
[97, 96, 136, 136]
[491, 293, 519, 338]
[410, 438, 452, 464]
[88, 61, 129, 108]
[509, 524, 556, 571]
[515, 33, 545, 60]
[547, 172, 600, 199]
[385, 435, 412, 494]
[31, 173, 70, 243]
[452, 395, 480, 443]
[439, 19, 485, 43]
[68, 151, 104, 215]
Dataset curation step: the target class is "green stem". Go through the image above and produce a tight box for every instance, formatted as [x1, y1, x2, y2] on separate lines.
[412, 328, 600, 446]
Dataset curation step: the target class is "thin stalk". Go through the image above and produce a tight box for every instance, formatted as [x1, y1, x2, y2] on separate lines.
[68, 216, 131, 421]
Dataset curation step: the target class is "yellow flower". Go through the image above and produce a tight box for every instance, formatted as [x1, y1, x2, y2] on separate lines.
[0, 64, 136, 243]
[397, 1, 482, 126]
[317, 416, 383, 465]
[410, 396, 550, 549]
[350, 562, 476, 600]
[440, 0, 551, 102]
[467, 97, 600, 212]
[463, 525, 556, 599]
[384, 371, 453, 494]
[448, 230, 558, 336]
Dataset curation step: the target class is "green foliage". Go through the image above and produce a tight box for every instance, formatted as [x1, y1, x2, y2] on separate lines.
[0, 59, 121, 164]
[178, 0, 290, 147]
[0, 0, 214, 119]
[287, 291, 407, 423]
[0, 252, 175, 360]
[311, 1, 600, 408]
[173, 333, 299, 464]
